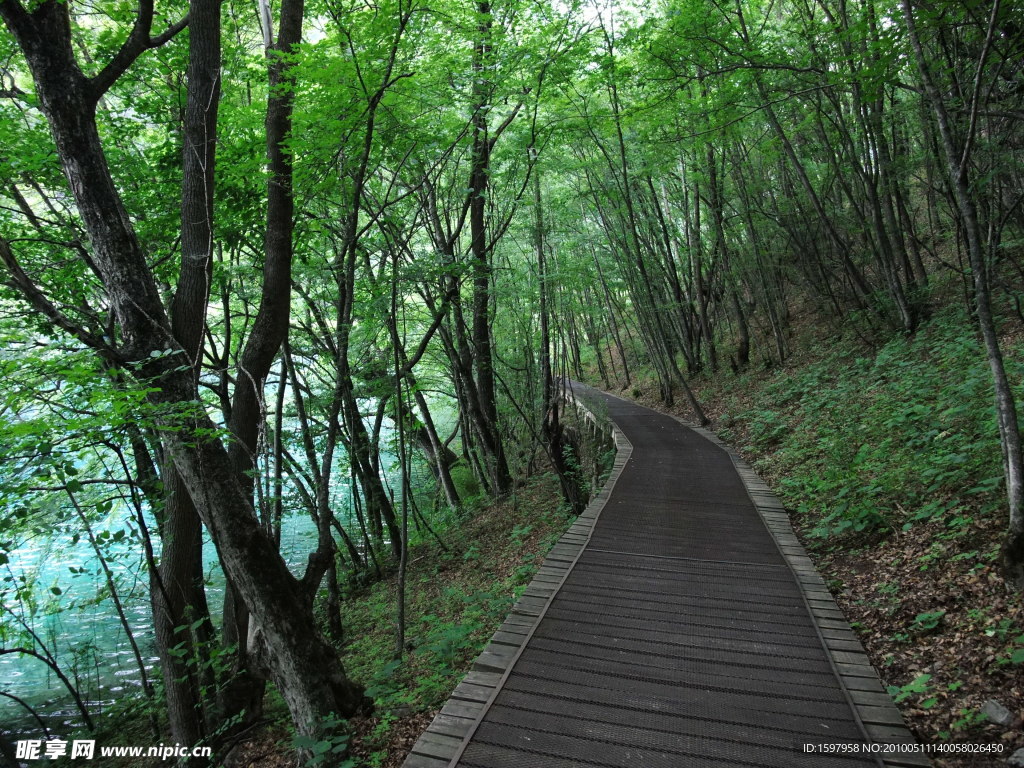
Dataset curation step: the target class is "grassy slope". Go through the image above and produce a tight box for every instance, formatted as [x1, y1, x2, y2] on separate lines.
[592, 304, 1024, 767]
[341, 473, 576, 767]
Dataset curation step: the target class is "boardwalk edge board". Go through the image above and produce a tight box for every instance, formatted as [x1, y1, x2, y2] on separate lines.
[674, 417, 932, 768]
[401, 388, 634, 768]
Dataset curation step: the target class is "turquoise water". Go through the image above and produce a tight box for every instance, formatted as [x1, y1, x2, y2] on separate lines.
[0, 397, 454, 736]
[0, 509, 324, 735]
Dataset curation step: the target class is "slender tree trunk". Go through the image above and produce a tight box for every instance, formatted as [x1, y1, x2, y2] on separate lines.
[901, 0, 1024, 587]
[468, 0, 512, 495]
[165, 0, 222, 747]
[689, 174, 717, 373]
[220, 0, 307, 722]
[412, 388, 461, 509]
[534, 161, 584, 512]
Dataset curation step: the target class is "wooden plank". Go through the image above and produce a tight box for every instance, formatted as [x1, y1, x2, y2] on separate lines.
[523, 585, 556, 599]
[820, 621, 859, 636]
[464, 670, 501, 687]
[809, 601, 845, 613]
[498, 621, 531, 636]
[827, 637, 869, 653]
[439, 699, 484, 720]
[836, 661, 885, 678]
[511, 604, 543, 617]
[842, 675, 888, 693]
[513, 595, 548, 610]
[857, 704, 909, 727]
[821, 627, 859, 640]
[451, 681, 494, 702]
[473, 647, 517, 674]
[865, 724, 917, 742]
[402, 753, 449, 768]
[489, 630, 527, 647]
[425, 713, 476, 739]
[409, 732, 464, 761]
[536, 567, 568, 578]
[810, 610, 847, 623]
[851, 689, 900, 708]
[541, 552, 576, 564]
[531, 574, 563, 585]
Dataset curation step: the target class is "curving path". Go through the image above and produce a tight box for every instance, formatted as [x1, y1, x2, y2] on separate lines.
[403, 382, 930, 768]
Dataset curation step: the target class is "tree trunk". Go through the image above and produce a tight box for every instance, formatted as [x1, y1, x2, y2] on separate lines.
[220, 0, 306, 723]
[412, 388, 462, 509]
[535, 161, 584, 513]
[901, 0, 1024, 588]
[155, 0, 223, 747]
[0, 0, 367, 746]
[468, 0, 512, 495]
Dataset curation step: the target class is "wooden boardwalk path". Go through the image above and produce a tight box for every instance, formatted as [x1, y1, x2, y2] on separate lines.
[403, 382, 930, 768]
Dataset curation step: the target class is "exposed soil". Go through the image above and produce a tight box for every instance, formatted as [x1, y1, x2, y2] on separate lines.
[812, 514, 1024, 768]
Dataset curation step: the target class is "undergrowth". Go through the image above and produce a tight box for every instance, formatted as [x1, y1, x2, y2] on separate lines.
[710, 305, 1021, 541]
[340, 472, 576, 767]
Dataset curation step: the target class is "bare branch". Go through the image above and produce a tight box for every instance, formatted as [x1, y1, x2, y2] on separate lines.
[90, 1, 188, 99]
[0, 691, 51, 738]
[960, 0, 1001, 173]
[0, 235, 120, 359]
[0, 648, 94, 730]
[28, 479, 136, 491]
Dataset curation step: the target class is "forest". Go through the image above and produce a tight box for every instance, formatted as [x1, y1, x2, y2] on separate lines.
[1, 0, 1023, 764]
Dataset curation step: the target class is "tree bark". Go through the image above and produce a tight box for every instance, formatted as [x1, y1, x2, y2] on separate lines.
[468, 0, 512, 495]
[0, 0, 367, 746]
[220, 0, 306, 723]
[901, 0, 1024, 588]
[154, 0, 222, 747]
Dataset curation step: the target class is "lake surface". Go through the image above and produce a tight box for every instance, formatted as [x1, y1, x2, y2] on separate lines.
[1, 396, 453, 737]
[1, 509, 325, 736]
